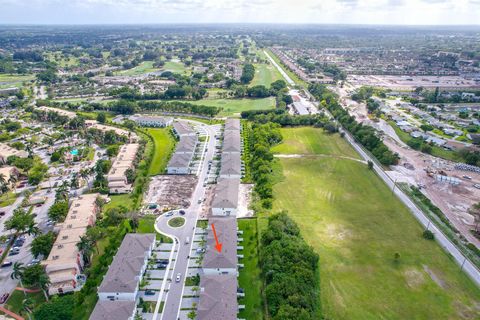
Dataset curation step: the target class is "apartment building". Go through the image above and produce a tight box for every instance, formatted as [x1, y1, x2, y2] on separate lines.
[44, 193, 100, 295]
[107, 143, 139, 194]
[131, 115, 173, 128]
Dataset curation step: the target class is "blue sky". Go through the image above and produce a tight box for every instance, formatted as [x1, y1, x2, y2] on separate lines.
[0, 0, 479, 25]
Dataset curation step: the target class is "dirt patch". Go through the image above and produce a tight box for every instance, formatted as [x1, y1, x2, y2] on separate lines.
[237, 183, 254, 218]
[423, 265, 447, 289]
[145, 175, 197, 211]
[325, 223, 352, 242]
[403, 268, 426, 289]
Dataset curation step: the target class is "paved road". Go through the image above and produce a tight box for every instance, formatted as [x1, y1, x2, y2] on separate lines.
[154, 121, 218, 320]
[0, 189, 55, 303]
[268, 53, 480, 286]
[264, 50, 295, 86]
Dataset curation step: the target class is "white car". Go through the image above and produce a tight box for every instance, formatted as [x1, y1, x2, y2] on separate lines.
[175, 273, 181, 282]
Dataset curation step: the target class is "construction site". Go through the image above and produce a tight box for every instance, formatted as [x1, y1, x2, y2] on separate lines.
[144, 175, 198, 211]
[335, 85, 480, 248]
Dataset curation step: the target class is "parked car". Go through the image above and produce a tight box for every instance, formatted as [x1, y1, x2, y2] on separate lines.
[0, 293, 9, 304]
[179, 210, 186, 215]
[144, 290, 155, 296]
[185, 237, 190, 245]
[175, 273, 181, 282]
[165, 212, 173, 217]
[8, 250, 19, 256]
[1, 261, 12, 268]
[0, 211, 5, 217]
[196, 248, 205, 254]
[474, 184, 480, 189]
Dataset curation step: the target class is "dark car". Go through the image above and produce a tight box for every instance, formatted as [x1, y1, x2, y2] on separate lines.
[179, 210, 186, 215]
[8, 250, 19, 256]
[1, 261, 12, 268]
[0, 211, 5, 216]
[144, 290, 155, 296]
[0, 293, 9, 304]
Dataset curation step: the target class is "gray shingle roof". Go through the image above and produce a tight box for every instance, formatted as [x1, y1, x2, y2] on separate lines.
[220, 152, 241, 177]
[211, 178, 239, 209]
[202, 216, 238, 269]
[167, 152, 193, 169]
[173, 121, 195, 136]
[98, 234, 155, 294]
[224, 119, 241, 132]
[175, 135, 197, 153]
[197, 274, 238, 320]
[89, 300, 136, 320]
[222, 131, 241, 153]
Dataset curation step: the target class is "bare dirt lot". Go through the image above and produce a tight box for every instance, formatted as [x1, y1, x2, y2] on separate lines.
[145, 175, 198, 211]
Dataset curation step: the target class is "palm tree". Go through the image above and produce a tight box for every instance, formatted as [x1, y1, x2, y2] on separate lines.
[26, 222, 40, 236]
[37, 272, 50, 301]
[11, 262, 26, 297]
[0, 173, 7, 195]
[8, 174, 18, 194]
[22, 298, 34, 320]
[77, 235, 93, 265]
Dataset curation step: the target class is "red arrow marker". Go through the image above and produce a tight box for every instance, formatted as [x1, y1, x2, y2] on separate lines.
[211, 223, 222, 253]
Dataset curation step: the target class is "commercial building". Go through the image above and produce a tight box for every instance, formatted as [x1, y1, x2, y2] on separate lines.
[107, 144, 139, 194]
[0, 143, 28, 163]
[202, 217, 238, 275]
[97, 233, 156, 301]
[44, 193, 100, 295]
[197, 275, 238, 320]
[211, 178, 239, 217]
[131, 115, 173, 128]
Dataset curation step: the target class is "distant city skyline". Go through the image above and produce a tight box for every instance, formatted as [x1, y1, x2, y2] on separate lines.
[0, 0, 479, 25]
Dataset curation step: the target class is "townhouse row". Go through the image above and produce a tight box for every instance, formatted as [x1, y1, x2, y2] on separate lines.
[167, 120, 199, 175]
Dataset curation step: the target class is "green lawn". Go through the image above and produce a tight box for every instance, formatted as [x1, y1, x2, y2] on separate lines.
[250, 63, 282, 87]
[146, 128, 175, 176]
[4, 290, 45, 317]
[115, 61, 160, 76]
[163, 60, 188, 74]
[264, 49, 308, 87]
[237, 218, 263, 320]
[138, 215, 172, 243]
[104, 194, 134, 212]
[271, 127, 361, 159]
[0, 191, 17, 207]
[0, 73, 34, 89]
[175, 97, 275, 117]
[267, 127, 480, 320]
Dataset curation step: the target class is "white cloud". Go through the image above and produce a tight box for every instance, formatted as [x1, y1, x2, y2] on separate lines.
[0, 0, 478, 24]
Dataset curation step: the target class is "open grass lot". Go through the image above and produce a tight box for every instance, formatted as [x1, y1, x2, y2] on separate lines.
[271, 127, 361, 159]
[267, 127, 480, 320]
[0, 191, 17, 207]
[264, 49, 308, 88]
[237, 218, 263, 320]
[0, 73, 34, 88]
[115, 61, 160, 76]
[138, 215, 172, 242]
[103, 194, 134, 212]
[251, 63, 282, 87]
[163, 60, 188, 74]
[146, 128, 175, 176]
[176, 97, 275, 117]
[4, 290, 46, 316]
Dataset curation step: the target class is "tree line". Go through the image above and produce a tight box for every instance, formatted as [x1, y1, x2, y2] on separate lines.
[310, 84, 399, 166]
[246, 122, 282, 209]
[260, 212, 320, 320]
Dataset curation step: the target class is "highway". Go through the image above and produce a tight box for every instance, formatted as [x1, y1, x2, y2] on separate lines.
[266, 47, 480, 287]
[153, 120, 218, 320]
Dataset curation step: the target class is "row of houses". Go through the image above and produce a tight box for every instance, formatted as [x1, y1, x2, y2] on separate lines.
[90, 233, 156, 320]
[130, 115, 173, 128]
[43, 193, 101, 295]
[198, 118, 243, 320]
[167, 121, 198, 175]
[0, 142, 28, 163]
[107, 143, 140, 194]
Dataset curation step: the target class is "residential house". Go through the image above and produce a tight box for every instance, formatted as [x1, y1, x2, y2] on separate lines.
[202, 217, 238, 275]
[211, 178, 239, 217]
[197, 275, 238, 320]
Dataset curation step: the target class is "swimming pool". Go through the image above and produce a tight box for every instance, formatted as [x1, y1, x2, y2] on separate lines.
[70, 149, 79, 156]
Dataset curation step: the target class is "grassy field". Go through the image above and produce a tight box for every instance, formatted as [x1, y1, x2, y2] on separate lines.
[176, 97, 275, 117]
[138, 215, 172, 243]
[146, 128, 175, 176]
[250, 63, 282, 87]
[271, 127, 361, 159]
[103, 194, 134, 212]
[115, 61, 160, 76]
[267, 127, 480, 320]
[264, 49, 308, 87]
[0, 191, 17, 207]
[0, 73, 35, 89]
[237, 218, 263, 320]
[4, 290, 45, 317]
[163, 60, 188, 74]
